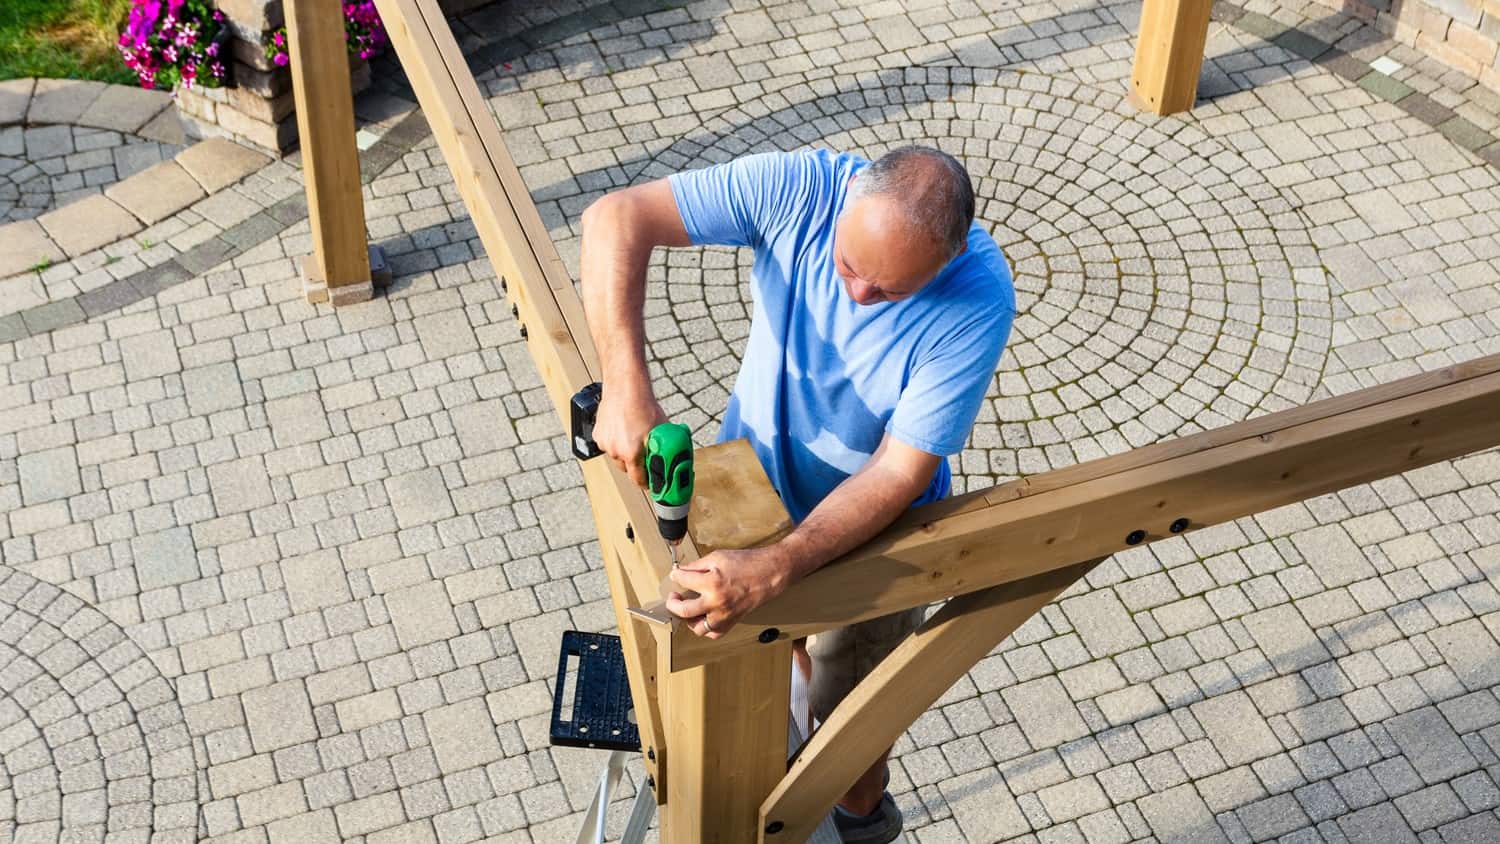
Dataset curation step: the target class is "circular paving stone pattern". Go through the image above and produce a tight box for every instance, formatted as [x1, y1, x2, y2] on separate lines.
[0, 125, 183, 223]
[635, 69, 1332, 489]
[0, 567, 198, 843]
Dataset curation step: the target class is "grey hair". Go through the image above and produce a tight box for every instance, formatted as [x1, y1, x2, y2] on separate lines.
[847, 145, 975, 261]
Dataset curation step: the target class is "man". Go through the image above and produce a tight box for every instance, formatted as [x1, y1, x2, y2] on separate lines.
[580, 145, 1015, 842]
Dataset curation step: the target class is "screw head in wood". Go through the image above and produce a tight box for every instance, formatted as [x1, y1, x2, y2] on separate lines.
[759, 628, 780, 643]
[519, 325, 528, 340]
[511, 304, 518, 318]
[1126, 529, 1146, 545]
[766, 821, 783, 834]
[647, 748, 655, 761]
[1170, 518, 1189, 534]
[646, 776, 655, 790]
[625, 525, 634, 541]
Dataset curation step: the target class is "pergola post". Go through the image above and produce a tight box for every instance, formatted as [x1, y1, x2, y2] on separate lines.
[1130, 0, 1214, 114]
[284, 0, 375, 306]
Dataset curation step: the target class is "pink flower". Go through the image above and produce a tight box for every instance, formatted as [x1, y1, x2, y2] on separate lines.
[273, 52, 288, 67]
[205, 41, 218, 56]
[273, 30, 285, 46]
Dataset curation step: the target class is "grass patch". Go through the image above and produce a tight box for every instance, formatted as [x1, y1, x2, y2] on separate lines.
[0, 0, 135, 84]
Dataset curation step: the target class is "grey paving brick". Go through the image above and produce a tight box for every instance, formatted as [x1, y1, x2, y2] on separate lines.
[1138, 784, 1229, 844]
[385, 581, 460, 649]
[132, 526, 201, 591]
[386, 467, 458, 530]
[1337, 801, 1417, 842]
[18, 444, 81, 506]
[1385, 707, 1478, 784]
[244, 680, 318, 753]
[1062, 589, 1147, 657]
[1193, 691, 1284, 767]
[1003, 677, 1089, 749]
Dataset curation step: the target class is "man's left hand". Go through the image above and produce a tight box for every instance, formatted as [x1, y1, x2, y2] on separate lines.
[664, 547, 790, 639]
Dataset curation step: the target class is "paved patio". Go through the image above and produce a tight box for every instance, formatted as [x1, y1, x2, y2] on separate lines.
[2, 0, 1500, 841]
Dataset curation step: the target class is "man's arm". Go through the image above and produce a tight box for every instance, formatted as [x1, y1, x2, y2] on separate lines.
[579, 179, 694, 486]
[666, 435, 943, 637]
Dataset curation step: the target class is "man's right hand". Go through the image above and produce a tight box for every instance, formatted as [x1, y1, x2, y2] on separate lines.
[593, 384, 667, 488]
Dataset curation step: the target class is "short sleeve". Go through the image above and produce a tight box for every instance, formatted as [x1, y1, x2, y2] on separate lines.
[887, 307, 1015, 456]
[668, 151, 813, 248]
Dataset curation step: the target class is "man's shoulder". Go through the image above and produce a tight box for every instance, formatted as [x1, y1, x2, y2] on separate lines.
[936, 225, 1016, 315]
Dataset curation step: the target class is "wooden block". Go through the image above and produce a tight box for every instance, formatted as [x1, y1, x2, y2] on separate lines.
[688, 439, 793, 556]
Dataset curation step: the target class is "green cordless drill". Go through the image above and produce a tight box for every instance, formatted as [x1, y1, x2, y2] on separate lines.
[645, 422, 693, 564]
[570, 383, 694, 563]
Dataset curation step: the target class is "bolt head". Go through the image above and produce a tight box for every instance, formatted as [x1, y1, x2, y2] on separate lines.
[1126, 529, 1146, 545]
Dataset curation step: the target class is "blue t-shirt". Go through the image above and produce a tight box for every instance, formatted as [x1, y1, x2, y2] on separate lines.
[668, 149, 1016, 522]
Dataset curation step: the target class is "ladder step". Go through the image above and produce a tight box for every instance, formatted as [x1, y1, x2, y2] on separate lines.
[550, 631, 640, 752]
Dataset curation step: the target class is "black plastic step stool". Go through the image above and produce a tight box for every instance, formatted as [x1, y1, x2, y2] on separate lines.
[549, 630, 640, 752]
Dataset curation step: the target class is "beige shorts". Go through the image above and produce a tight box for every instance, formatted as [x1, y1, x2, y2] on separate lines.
[806, 604, 928, 723]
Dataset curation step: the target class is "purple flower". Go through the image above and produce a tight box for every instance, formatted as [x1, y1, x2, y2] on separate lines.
[273, 52, 289, 67]
[205, 41, 218, 56]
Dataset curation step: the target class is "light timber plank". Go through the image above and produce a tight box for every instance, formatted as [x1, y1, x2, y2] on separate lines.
[661, 355, 1500, 670]
[1130, 0, 1214, 114]
[689, 439, 794, 557]
[374, 0, 696, 795]
[665, 639, 792, 842]
[760, 558, 1104, 843]
[284, 0, 371, 301]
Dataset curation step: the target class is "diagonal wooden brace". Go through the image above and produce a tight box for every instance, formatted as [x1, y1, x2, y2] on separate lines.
[760, 557, 1109, 843]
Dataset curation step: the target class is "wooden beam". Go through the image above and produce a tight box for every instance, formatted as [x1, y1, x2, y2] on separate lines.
[665, 640, 792, 842]
[761, 558, 1105, 843]
[1130, 0, 1213, 115]
[284, 0, 373, 305]
[372, 0, 698, 794]
[658, 354, 1500, 670]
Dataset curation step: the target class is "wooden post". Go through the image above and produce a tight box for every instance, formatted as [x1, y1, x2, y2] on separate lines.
[1130, 0, 1213, 115]
[284, 0, 375, 306]
[665, 641, 791, 842]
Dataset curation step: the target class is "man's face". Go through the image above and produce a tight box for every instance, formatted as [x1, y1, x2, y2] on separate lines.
[832, 189, 955, 306]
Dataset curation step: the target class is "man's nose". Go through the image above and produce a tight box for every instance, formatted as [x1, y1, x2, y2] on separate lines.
[849, 278, 881, 304]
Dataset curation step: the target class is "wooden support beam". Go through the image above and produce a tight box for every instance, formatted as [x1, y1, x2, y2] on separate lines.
[659, 354, 1500, 671]
[761, 558, 1106, 843]
[284, 0, 373, 305]
[373, 0, 685, 794]
[666, 640, 792, 842]
[1130, 0, 1213, 115]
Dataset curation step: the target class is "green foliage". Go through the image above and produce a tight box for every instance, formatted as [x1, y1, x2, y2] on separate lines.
[0, 0, 135, 83]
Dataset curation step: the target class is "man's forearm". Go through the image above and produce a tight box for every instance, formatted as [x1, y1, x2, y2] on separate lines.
[580, 195, 655, 393]
[771, 461, 922, 585]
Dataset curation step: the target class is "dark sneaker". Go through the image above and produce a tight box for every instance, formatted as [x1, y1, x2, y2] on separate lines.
[832, 792, 903, 844]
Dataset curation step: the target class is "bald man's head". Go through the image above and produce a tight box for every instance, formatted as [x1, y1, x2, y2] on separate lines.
[833, 146, 976, 305]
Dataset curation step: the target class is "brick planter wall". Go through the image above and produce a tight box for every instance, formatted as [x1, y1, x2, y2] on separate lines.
[1309, 0, 1500, 90]
[174, 0, 370, 155]
[176, 0, 479, 156]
